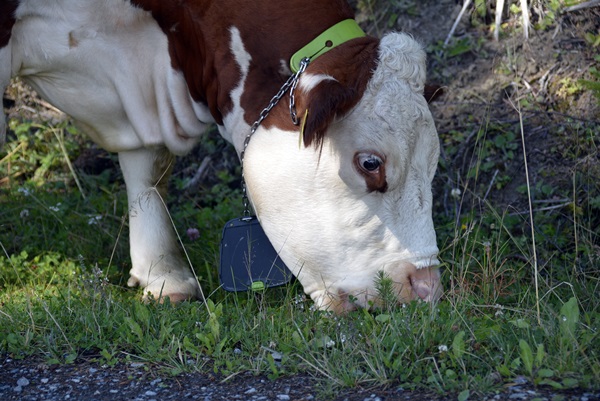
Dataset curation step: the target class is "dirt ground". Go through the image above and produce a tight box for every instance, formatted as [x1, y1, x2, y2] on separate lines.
[374, 0, 600, 214]
[2, 355, 599, 401]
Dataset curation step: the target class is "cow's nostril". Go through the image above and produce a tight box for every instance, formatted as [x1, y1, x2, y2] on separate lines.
[409, 267, 442, 302]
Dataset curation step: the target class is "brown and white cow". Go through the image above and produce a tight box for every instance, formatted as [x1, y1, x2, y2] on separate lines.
[1, 0, 442, 312]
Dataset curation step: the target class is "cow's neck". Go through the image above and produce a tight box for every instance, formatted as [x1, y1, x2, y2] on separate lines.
[129, 0, 355, 137]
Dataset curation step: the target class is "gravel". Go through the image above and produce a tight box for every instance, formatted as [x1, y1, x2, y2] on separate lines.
[1, 356, 598, 401]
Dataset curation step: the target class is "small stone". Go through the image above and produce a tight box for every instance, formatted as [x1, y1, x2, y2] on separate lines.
[145, 390, 157, 396]
[41, 378, 49, 384]
[514, 376, 528, 385]
[17, 377, 29, 387]
[277, 395, 290, 401]
[244, 388, 257, 395]
[270, 351, 282, 362]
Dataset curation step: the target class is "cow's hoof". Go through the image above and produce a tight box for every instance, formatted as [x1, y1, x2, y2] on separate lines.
[142, 289, 203, 304]
[136, 277, 203, 304]
[127, 267, 203, 304]
[164, 292, 200, 303]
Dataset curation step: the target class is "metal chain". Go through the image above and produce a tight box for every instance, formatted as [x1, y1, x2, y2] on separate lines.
[289, 60, 309, 124]
[240, 57, 311, 217]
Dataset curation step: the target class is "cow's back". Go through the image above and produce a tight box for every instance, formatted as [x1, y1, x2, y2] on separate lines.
[4, 0, 210, 154]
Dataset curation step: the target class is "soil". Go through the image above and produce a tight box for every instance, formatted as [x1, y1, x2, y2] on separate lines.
[2, 1, 599, 400]
[2, 356, 599, 401]
[392, 0, 600, 214]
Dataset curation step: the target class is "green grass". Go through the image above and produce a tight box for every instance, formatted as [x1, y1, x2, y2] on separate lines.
[1, 112, 598, 399]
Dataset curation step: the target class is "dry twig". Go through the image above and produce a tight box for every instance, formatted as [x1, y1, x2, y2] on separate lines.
[495, 0, 505, 41]
[184, 155, 212, 191]
[564, 0, 600, 13]
[520, 0, 530, 40]
[445, 0, 472, 47]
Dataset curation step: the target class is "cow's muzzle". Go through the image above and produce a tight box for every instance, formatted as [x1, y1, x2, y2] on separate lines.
[406, 264, 442, 302]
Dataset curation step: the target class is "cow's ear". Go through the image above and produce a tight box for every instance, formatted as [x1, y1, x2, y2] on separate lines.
[295, 36, 380, 148]
[299, 79, 359, 148]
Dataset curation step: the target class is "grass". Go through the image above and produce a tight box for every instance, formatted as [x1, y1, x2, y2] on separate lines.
[1, 109, 598, 399]
[2, 3, 600, 397]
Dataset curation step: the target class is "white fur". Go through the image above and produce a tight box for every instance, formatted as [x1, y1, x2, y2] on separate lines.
[11, 0, 210, 154]
[222, 26, 252, 151]
[244, 32, 440, 310]
[119, 148, 201, 300]
[4, 0, 213, 300]
[278, 59, 291, 76]
[299, 73, 336, 92]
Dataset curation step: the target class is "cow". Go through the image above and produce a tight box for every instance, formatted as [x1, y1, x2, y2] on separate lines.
[1, 0, 442, 313]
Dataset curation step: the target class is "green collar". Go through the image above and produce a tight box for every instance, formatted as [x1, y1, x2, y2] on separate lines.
[289, 19, 366, 73]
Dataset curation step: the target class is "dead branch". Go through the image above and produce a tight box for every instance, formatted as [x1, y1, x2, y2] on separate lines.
[564, 0, 600, 13]
[445, 0, 472, 47]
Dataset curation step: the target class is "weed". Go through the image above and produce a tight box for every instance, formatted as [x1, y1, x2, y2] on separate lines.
[373, 270, 397, 312]
[533, 0, 562, 31]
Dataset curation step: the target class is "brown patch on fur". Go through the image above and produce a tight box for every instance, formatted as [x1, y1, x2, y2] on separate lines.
[0, 0, 18, 48]
[129, 0, 357, 128]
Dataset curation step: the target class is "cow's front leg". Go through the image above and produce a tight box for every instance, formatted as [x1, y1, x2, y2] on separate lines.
[118, 147, 202, 302]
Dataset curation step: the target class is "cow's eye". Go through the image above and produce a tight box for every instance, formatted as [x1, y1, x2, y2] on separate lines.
[357, 153, 383, 172]
[354, 152, 387, 193]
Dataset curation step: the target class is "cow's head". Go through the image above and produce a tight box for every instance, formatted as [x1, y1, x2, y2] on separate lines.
[244, 32, 441, 312]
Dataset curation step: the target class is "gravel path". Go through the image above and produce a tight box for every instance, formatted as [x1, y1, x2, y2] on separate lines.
[1, 356, 598, 401]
